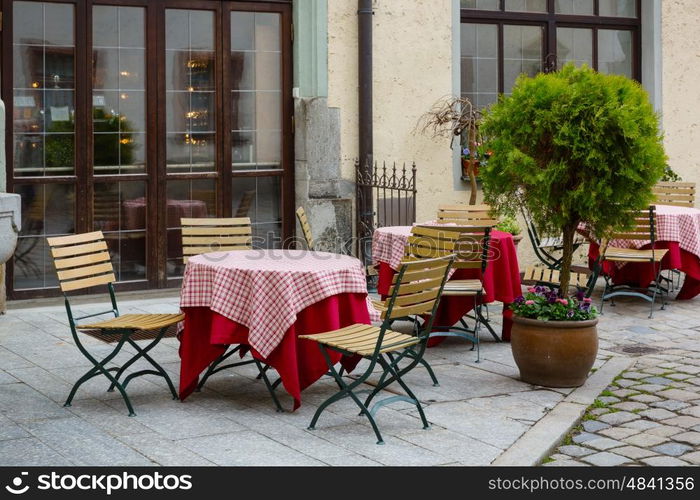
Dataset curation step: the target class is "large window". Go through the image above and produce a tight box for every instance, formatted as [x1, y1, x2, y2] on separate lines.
[461, 0, 641, 108]
[3, 0, 293, 297]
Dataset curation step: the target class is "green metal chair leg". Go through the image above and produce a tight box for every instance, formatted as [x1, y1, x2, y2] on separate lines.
[65, 331, 138, 416]
[377, 355, 430, 430]
[196, 345, 256, 391]
[108, 327, 176, 399]
[253, 359, 284, 412]
[121, 338, 178, 399]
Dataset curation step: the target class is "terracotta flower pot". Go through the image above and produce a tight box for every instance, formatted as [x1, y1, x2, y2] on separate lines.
[461, 158, 480, 179]
[510, 316, 598, 387]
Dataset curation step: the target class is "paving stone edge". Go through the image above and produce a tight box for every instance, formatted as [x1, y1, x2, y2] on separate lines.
[491, 356, 635, 466]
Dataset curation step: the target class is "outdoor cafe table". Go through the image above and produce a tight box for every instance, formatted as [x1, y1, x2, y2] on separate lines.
[372, 226, 522, 342]
[178, 249, 372, 410]
[587, 204, 700, 300]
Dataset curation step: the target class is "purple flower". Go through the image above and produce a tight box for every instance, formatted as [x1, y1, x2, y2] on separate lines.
[462, 147, 470, 156]
[535, 285, 545, 294]
[575, 290, 585, 301]
[514, 295, 525, 304]
[566, 310, 575, 318]
[547, 293, 557, 304]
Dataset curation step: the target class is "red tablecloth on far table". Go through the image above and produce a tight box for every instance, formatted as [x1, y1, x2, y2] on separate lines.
[589, 241, 700, 300]
[372, 227, 522, 341]
[586, 204, 700, 301]
[178, 249, 372, 409]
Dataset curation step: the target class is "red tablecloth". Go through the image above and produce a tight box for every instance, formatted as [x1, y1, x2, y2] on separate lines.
[179, 292, 369, 410]
[589, 241, 700, 300]
[375, 228, 522, 342]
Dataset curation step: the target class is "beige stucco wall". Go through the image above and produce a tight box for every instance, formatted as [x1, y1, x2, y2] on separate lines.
[327, 0, 470, 223]
[661, 0, 700, 202]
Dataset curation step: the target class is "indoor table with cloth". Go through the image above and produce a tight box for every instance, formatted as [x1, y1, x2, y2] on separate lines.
[372, 225, 522, 342]
[587, 204, 700, 300]
[178, 249, 375, 410]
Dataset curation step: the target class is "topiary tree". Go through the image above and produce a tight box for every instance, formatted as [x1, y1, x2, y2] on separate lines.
[480, 64, 667, 296]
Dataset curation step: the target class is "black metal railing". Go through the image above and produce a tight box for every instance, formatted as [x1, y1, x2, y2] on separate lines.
[356, 159, 417, 269]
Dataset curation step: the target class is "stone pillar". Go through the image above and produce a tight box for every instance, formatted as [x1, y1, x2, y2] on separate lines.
[293, 0, 352, 253]
[294, 98, 352, 253]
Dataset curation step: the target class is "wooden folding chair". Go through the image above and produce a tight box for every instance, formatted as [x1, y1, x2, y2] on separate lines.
[300, 255, 453, 444]
[653, 181, 696, 207]
[597, 206, 669, 318]
[408, 224, 495, 362]
[47, 231, 183, 416]
[295, 206, 314, 250]
[437, 203, 499, 227]
[520, 206, 586, 269]
[181, 217, 252, 262]
[520, 265, 597, 297]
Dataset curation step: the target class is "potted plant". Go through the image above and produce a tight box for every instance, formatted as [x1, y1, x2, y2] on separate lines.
[479, 64, 667, 387]
[495, 215, 522, 246]
[416, 96, 483, 205]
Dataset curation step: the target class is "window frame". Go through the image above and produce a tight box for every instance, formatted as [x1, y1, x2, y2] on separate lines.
[460, 0, 642, 86]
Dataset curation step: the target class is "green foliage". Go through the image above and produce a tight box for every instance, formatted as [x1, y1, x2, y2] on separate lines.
[495, 215, 521, 235]
[44, 108, 135, 170]
[480, 64, 667, 289]
[661, 165, 682, 182]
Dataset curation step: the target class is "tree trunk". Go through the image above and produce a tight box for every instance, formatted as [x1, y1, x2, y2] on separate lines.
[558, 222, 577, 297]
[468, 128, 478, 205]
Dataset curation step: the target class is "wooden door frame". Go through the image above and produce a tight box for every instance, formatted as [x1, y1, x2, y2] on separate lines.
[3, 0, 295, 298]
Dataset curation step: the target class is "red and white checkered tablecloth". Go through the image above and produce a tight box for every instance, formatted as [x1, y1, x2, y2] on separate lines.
[180, 249, 373, 357]
[372, 226, 413, 271]
[606, 205, 700, 257]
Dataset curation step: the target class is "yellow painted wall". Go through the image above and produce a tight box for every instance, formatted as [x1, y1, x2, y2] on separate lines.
[661, 0, 700, 202]
[327, 0, 470, 223]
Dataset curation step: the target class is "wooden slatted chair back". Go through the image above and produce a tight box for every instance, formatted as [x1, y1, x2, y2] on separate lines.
[181, 217, 252, 262]
[295, 207, 314, 250]
[653, 181, 696, 207]
[437, 204, 499, 227]
[384, 256, 453, 321]
[47, 231, 116, 293]
[408, 225, 491, 271]
[600, 207, 656, 254]
[522, 266, 590, 289]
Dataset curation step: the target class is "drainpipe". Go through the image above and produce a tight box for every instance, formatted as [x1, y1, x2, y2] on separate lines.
[358, 0, 374, 268]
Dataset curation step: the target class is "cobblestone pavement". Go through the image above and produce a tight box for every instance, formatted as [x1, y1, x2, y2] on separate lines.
[545, 282, 700, 466]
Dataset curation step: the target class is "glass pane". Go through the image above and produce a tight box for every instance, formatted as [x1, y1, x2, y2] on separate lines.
[557, 28, 593, 68]
[93, 6, 146, 176]
[231, 12, 282, 171]
[13, 2, 75, 177]
[555, 0, 594, 15]
[505, 0, 547, 12]
[460, 23, 498, 110]
[13, 183, 75, 290]
[503, 25, 543, 94]
[166, 179, 216, 277]
[166, 9, 216, 173]
[599, 0, 637, 18]
[598, 29, 633, 78]
[460, 0, 500, 9]
[95, 182, 147, 282]
[232, 176, 281, 248]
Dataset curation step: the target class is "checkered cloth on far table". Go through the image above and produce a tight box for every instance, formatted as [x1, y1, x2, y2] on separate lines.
[605, 205, 700, 257]
[372, 226, 413, 271]
[180, 249, 377, 358]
